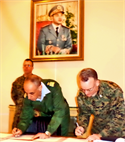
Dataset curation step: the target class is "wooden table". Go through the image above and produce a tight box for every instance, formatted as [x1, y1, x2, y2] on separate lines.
[0, 133, 88, 142]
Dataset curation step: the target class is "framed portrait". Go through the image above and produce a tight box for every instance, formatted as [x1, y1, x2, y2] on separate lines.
[30, 0, 84, 62]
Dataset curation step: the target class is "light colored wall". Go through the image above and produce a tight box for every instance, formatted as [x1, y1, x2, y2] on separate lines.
[0, 0, 125, 132]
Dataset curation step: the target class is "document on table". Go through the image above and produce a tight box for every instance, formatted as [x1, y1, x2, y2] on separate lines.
[0, 133, 13, 138]
[35, 137, 65, 142]
[94, 140, 113, 142]
[63, 138, 113, 142]
[0, 133, 13, 141]
[0, 134, 65, 142]
[12, 134, 35, 141]
[63, 138, 88, 142]
[0, 133, 114, 142]
[0, 134, 35, 141]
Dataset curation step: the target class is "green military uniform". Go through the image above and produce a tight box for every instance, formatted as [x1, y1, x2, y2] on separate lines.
[17, 79, 70, 136]
[11, 75, 26, 128]
[77, 80, 125, 137]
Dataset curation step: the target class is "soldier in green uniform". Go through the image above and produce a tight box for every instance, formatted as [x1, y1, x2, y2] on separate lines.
[11, 59, 34, 129]
[75, 68, 125, 141]
[12, 74, 70, 139]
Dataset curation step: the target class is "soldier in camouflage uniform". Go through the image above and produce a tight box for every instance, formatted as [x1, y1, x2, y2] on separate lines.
[11, 59, 34, 129]
[75, 68, 125, 141]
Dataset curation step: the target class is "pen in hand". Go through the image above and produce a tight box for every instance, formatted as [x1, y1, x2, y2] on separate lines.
[14, 128, 21, 137]
[75, 122, 84, 135]
[75, 117, 80, 127]
[76, 122, 80, 127]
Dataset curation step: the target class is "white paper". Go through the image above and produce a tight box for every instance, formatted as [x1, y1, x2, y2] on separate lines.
[0, 133, 12, 138]
[11, 134, 34, 140]
[94, 140, 113, 142]
[35, 137, 64, 142]
[63, 137, 88, 142]
[10, 135, 64, 142]
[1, 140, 33, 142]
[0, 133, 113, 142]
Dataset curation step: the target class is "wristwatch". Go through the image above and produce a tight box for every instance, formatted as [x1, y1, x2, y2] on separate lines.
[45, 131, 51, 137]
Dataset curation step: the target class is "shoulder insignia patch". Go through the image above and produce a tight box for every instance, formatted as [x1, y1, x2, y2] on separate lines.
[47, 82, 55, 87]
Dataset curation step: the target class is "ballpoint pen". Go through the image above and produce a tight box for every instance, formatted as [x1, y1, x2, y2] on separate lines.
[74, 117, 80, 127]
[76, 122, 80, 127]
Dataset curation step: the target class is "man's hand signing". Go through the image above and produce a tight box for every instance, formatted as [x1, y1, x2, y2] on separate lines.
[12, 128, 22, 137]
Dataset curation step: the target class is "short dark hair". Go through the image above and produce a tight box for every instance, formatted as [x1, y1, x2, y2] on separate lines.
[25, 74, 42, 87]
[24, 58, 33, 67]
[79, 68, 98, 82]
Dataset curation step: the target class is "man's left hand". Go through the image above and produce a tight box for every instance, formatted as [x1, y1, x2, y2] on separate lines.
[87, 134, 101, 141]
[32, 133, 50, 139]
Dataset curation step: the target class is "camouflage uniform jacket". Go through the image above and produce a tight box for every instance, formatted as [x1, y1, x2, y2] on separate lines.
[11, 75, 26, 128]
[17, 79, 70, 136]
[77, 80, 125, 137]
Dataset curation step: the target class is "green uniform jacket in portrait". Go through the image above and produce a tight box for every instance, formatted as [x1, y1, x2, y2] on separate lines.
[17, 79, 70, 136]
[77, 80, 125, 137]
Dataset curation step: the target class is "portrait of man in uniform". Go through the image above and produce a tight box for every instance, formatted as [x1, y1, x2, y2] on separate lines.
[37, 5, 73, 55]
[30, 0, 84, 62]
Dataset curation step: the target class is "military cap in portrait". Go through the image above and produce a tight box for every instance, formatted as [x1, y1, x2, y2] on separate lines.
[48, 5, 64, 17]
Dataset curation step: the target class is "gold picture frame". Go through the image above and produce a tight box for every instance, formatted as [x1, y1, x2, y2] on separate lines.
[30, 0, 84, 62]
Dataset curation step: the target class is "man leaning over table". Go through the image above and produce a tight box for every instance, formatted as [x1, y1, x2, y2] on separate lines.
[75, 68, 125, 141]
[12, 74, 70, 139]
